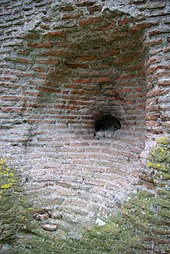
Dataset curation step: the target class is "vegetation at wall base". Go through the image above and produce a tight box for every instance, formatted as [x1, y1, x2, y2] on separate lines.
[1, 137, 170, 253]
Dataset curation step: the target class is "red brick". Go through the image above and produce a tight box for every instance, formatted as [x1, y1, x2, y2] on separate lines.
[144, 38, 163, 48]
[23, 91, 40, 97]
[40, 24, 50, 30]
[146, 65, 168, 75]
[22, 73, 34, 77]
[79, 17, 102, 27]
[87, 4, 102, 13]
[32, 67, 45, 72]
[139, 181, 155, 190]
[94, 77, 111, 83]
[145, 114, 159, 120]
[38, 73, 49, 79]
[114, 56, 135, 64]
[85, 179, 105, 187]
[66, 84, 81, 89]
[2, 95, 27, 101]
[146, 121, 161, 127]
[101, 48, 120, 58]
[127, 100, 136, 105]
[39, 87, 61, 93]
[147, 72, 165, 83]
[146, 57, 161, 66]
[149, 30, 163, 36]
[149, 48, 163, 56]
[28, 42, 52, 48]
[35, 59, 60, 65]
[64, 62, 89, 69]
[72, 89, 85, 95]
[125, 93, 144, 100]
[29, 80, 45, 86]
[72, 78, 91, 83]
[118, 17, 133, 26]
[11, 57, 32, 64]
[158, 79, 170, 86]
[2, 107, 26, 113]
[41, 50, 72, 58]
[75, 55, 97, 61]
[131, 147, 143, 154]
[115, 71, 144, 81]
[131, 170, 139, 177]
[1, 77, 18, 82]
[117, 88, 132, 93]
[60, 4, 74, 11]
[130, 21, 159, 33]
[149, 128, 164, 135]
[95, 22, 116, 31]
[46, 31, 65, 38]
[163, 47, 170, 53]
[162, 122, 170, 128]
[147, 88, 166, 97]
[76, 1, 95, 7]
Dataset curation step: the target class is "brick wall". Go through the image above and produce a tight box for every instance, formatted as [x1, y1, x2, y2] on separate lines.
[0, 0, 170, 238]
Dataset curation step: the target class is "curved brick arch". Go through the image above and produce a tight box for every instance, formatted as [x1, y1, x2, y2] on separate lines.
[0, 0, 170, 240]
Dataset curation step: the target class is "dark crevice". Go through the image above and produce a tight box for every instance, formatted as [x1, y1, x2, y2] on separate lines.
[94, 114, 121, 132]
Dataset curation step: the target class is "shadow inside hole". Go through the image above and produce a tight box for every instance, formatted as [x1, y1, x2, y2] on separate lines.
[95, 114, 121, 132]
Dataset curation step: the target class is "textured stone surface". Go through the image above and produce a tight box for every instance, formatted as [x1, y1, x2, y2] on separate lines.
[0, 0, 170, 248]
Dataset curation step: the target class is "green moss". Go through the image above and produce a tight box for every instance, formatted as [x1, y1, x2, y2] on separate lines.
[0, 158, 34, 248]
[1, 136, 170, 253]
[151, 147, 168, 162]
[157, 189, 170, 198]
[12, 188, 168, 253]
[162, 172, 170, 180]
[157, 136, 170, 145]
[166, 155, 170, 163]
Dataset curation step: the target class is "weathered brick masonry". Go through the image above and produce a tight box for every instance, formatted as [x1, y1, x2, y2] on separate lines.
[0, 0, 170, 239]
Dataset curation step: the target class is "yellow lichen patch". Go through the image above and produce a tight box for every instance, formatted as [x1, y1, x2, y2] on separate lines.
[0, 159, 6, 165]
[1, 183, 13, 189]
[148, 162, 153, 167]
[0, 158, 18, 190]
[157, 136, 170, 145]
[151, 146, 168, 162]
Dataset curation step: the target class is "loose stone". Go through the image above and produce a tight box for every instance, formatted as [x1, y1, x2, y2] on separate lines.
[41, 224, 58, 231]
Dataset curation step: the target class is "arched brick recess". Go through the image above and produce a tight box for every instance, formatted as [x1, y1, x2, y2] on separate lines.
[0, 0, 169, 237]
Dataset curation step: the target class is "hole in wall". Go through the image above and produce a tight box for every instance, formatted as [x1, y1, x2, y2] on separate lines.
[94, 114, 121, 132]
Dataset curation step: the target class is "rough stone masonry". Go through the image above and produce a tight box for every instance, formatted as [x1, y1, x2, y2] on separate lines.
[0, 0, 170, 242]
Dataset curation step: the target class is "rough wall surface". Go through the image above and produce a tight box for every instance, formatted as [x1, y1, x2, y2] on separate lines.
[0, 0, 170, 242]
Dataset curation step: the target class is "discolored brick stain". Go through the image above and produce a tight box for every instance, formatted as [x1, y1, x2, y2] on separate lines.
[0, 0, 170, 252]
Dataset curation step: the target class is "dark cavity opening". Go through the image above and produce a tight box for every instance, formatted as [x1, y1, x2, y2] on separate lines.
[95, 114, 121, 132]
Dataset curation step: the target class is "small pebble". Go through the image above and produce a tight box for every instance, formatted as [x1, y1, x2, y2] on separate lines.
[95, 218, 106, 226]
[41, 224, 58, 231]
[34, 210, 52, 221]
